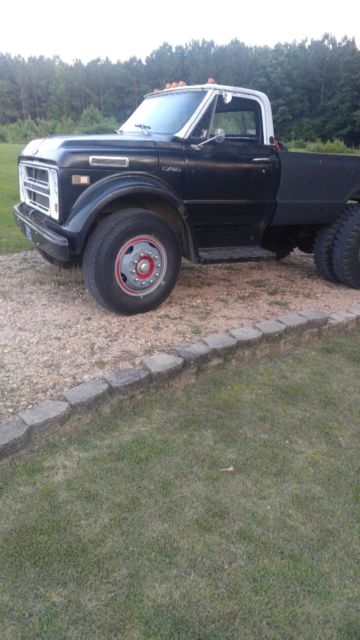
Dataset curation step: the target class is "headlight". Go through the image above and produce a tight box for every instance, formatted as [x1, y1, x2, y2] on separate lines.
[18, 164, 26, 202]
[48, 168, 59, 219]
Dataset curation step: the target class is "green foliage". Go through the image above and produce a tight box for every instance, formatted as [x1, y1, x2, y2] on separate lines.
[0, 109, 118, 142]
[0, 143, 32, 253]
[4, 118, 45, 143]
[305, 138, 354, 153]
[0, 36, 359, 145]
[76, 105, 117, 134]
[287, 138, 356, 153]
[287, 138, 307, 149]
[53, 116, 76, 134]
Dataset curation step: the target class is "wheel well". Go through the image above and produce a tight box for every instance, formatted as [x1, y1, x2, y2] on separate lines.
[262, 225, 319, 251]
[348, 192, 360, 202]
[94, 195, 194, 260]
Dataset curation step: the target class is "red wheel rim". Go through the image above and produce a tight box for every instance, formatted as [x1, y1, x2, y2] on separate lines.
[114, 235, 167, 297]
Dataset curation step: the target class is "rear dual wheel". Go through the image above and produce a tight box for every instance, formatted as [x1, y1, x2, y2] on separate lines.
[82, 209, 181, 314]
[314, 213, 348, 282]
[314, 204, 360, 287]
[332, 205, 360, 288]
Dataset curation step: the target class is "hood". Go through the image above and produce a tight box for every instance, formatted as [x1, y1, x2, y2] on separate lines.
[19, 132, 168, 169]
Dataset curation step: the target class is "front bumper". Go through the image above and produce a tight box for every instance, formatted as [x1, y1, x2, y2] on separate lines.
[13, 203, 70, 262]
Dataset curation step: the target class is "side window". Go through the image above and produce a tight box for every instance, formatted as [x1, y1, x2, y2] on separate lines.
[190, 104, 214, 139]
[211, 96, 262, 142]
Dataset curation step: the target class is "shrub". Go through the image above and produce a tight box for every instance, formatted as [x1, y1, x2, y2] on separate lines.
[286, 138, 307, 150]
[76, 106, 118, 134]
[286, 138, 356, 154]
[0, 107, 118, 143]
[305, 138, 353, 154]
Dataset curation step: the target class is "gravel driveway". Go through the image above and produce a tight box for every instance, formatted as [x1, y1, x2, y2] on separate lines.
[1, 249, 360, 420]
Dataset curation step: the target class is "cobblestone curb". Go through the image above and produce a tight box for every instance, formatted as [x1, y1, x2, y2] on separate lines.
[1, 306, 359, 461]
[63, 379, 110, 409]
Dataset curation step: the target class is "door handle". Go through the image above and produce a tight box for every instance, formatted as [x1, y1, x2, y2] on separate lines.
[252, 157, 272, 163]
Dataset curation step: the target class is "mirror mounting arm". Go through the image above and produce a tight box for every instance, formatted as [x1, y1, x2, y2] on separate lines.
[190, 129, 225, 151]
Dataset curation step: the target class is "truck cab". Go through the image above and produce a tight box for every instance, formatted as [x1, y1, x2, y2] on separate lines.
[14, 83, 360, 314]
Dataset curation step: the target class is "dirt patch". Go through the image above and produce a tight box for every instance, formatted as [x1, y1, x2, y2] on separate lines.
[1, 249, 360, 420]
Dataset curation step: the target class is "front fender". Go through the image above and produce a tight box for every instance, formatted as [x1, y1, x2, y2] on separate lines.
[63, 171, 196, 258]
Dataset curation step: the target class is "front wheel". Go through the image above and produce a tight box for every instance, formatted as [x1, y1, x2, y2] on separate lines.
[82, 209, 181, 314]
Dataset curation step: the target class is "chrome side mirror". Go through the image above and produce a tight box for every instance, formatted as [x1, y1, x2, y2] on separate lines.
[222, 91, 233, 104]
[214, 128, 225, 144]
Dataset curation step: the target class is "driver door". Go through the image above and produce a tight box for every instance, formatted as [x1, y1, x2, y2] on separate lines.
[183, 93, 279, 247]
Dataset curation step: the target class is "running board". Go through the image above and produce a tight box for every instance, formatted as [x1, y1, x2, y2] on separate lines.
[199, 246, 277, 263]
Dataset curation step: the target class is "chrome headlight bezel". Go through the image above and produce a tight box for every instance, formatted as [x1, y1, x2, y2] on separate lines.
[48, 168, 59, 220]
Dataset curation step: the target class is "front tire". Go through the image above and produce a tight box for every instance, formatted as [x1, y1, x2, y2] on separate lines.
[82, 209, 181, 314]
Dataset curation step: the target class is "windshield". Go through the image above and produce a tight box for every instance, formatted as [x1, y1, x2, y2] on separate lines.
[120, 91, 206, 135]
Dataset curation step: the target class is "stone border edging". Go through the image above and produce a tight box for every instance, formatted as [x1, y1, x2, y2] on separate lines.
[1, 306, 360, 460]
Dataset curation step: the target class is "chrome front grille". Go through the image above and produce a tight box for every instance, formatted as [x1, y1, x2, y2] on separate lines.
[19, 162, 59, 219]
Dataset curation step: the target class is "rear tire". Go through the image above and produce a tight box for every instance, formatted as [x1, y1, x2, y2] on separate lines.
[82, 209, 181, 314]
[313, 208, 351, 282]
[332, 204, 360, 288]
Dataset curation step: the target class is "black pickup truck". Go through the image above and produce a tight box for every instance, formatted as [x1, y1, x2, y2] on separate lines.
[14, 83, 360, 314]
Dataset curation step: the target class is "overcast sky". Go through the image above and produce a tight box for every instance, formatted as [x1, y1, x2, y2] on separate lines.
[2, 0, 359, 63]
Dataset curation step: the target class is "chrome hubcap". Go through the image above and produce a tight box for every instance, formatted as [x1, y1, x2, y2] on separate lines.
[114, 235, 167, 297]
[138, 259, 151, 275]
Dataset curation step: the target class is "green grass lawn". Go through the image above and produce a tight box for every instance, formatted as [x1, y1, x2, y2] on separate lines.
[0, 143, 33, 254]
[1, 331, 360, 640]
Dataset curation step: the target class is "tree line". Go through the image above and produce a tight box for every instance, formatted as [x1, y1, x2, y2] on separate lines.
[0, 34, 359, 144]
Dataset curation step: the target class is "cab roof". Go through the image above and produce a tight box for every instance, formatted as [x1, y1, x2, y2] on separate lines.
[146, 83, 270, 103]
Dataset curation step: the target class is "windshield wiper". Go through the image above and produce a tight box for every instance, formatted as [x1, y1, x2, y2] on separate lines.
[135, 123, 152, 136]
